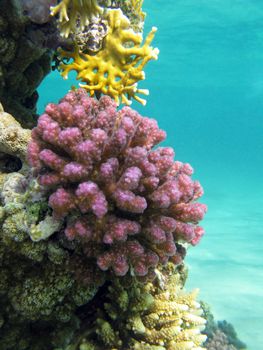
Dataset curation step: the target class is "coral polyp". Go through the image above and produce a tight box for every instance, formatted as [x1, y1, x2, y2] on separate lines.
[28, 88, 207, 278]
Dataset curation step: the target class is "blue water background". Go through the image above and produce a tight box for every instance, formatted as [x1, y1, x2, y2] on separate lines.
[38, 1, 263, 348]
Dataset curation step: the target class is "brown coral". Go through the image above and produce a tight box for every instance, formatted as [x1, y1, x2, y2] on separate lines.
[69, 265, 207, 349]
[206, 330, 238, 350]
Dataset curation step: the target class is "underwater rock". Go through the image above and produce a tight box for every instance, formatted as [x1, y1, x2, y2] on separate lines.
[0, 115, 105, 348]
[0, 0, 56, 127]
[0, 177, 105, 349]
[0, 103, 31, 165]
[21, 0, 57, 24]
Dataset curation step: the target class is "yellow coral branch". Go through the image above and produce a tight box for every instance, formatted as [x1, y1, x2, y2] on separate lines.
[50, 0, 102, 38]
[59, 9, 159, 105]
[131, 0, 146, 22]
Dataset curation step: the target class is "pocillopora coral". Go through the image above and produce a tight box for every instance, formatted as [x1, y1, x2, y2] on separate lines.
[58, 9, 159, 105]
[66, 265, 207, 349]
[51, 0, 102, 38]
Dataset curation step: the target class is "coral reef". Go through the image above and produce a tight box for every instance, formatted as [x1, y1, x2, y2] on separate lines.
[98, 0, 146, 32]
[0, 103, 31, 166]
[205, 330, 239, 350]
[0, 227, 103, 350]
[73, 17, 108, 53]
[0, 107, 104, 350]
[66, 264, 207, 349]
[51, 0, 102, 38]
[27, 88, 207, 278]
[202, 303, 247, 350]
[58, 9, 159, 105]
[0, 0, 56, 127]
[0, 0, 244, 349]
[0, 179, 104, 350]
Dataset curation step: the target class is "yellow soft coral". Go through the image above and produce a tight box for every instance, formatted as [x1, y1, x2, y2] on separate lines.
[50, 0, 102, 38]
[59, 9, 159, 105]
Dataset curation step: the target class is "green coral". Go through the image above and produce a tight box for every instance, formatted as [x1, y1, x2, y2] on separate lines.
[0, 167, 104, 349]
[9, 264, 73, 320]
[64, 264, 207, 350]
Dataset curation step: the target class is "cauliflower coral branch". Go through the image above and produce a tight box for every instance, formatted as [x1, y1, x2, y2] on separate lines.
[27, 89, 207, 278]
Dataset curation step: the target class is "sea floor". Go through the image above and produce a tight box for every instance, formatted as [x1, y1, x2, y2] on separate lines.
[186, 172, 263, 350]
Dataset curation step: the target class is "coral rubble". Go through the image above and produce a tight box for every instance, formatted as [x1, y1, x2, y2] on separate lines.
[27, 88, 207, 278]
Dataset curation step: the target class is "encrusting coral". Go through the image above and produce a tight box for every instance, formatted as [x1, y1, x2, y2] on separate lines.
[0, 107, 105, 350]
[0, 103, 31, 166]
[66, 264, 207, 349]
[27, 88, 207, 279]
[73, 17, 108, 53]
[58, 9, 159, 106]
[50, 0, 103, 38]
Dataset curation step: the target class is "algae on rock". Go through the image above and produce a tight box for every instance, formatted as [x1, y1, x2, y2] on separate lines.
[0, 108, 104, 350]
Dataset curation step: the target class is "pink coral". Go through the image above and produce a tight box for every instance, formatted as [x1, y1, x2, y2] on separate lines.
[28, 89, 207, 277]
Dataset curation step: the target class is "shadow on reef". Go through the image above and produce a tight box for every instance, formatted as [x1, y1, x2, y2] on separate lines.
[0, 0, 62, 128]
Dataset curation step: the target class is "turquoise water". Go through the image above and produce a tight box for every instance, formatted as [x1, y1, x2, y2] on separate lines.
[38, 1, 263, 349]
